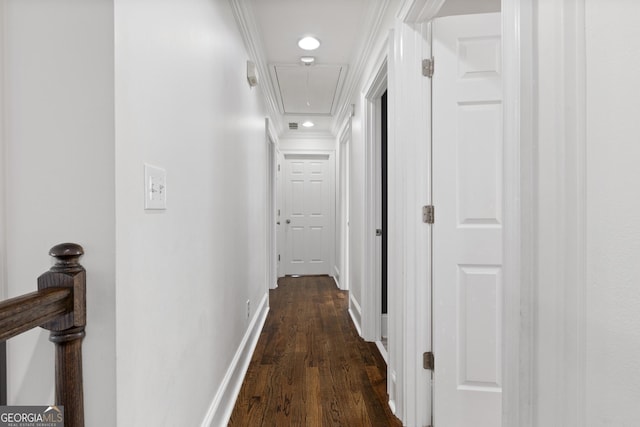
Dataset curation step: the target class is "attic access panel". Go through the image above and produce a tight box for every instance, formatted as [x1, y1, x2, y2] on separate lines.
[272, 64, 347, 115]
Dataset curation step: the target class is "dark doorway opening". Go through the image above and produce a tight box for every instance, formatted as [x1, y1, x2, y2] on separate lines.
[381, 91, 388, 318]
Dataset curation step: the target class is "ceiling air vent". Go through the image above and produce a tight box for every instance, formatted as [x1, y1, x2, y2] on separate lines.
[288, 122, 298, 130]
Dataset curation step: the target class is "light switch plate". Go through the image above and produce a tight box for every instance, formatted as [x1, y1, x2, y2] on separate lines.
[144, 164, 167, 210]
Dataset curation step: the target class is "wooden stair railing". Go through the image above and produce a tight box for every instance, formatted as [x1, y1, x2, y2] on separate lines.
[0, 243, 86, 427]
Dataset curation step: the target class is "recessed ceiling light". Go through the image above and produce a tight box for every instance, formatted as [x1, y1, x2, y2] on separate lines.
[302, 121, 315, 128]
[298, 36, 320, 51]
[300, 56, 315, 65]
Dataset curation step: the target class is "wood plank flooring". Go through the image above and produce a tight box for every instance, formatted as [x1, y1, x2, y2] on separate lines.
[229, 275, 402, 426]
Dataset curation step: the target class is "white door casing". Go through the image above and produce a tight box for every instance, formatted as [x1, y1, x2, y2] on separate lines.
[266, 119, 278, 289]
[432, 12, 502, 427]
[276, 149, 284, 278]
[282, 153, 335, 276]
[337, 121, 351, 290]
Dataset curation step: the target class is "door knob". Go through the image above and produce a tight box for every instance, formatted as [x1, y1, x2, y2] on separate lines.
[286, 219, 291, 224]
[277, 222, 280, 225]
[376, 228, 383, 236]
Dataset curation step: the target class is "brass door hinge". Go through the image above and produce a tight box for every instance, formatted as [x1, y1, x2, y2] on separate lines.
[422, 57, 434, 78]
[423, 205, 435, 224]
[423, 351, 434, 370]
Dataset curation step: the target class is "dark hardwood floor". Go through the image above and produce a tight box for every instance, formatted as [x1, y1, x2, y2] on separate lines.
[229, 275, 402, 426]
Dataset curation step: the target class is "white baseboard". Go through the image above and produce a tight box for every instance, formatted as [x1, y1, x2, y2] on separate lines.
[332, 275, 340, 289]
[375, 340, 388, 363]
[348, 293, 362, 336]
[200, 292, 269, 427]
[332, 266, 349, 291]
[388, 369, 397, 416]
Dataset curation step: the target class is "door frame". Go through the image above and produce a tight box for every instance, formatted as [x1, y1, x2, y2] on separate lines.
[362, 51, 388, 342]
[276, 148, 284, 279]
[396, 0, 534, 425]
[336, 118, 351, 291]
[266, 118, 278, 289]
[501, 1, 534, 424]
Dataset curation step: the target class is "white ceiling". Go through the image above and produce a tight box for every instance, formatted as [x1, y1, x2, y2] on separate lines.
[271, 64, 346, 115]
[233, 0, 393, 138]
[232, 0, 500, 138]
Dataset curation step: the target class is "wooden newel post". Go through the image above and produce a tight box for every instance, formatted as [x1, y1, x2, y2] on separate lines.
[38, 243, 86, 427]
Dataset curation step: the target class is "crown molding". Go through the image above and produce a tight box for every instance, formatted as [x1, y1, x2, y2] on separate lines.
[228, 0, 285, 136]
[397, 0, 446, 22]
[231, 0, 396, 140]
[331, 0, 393, 137]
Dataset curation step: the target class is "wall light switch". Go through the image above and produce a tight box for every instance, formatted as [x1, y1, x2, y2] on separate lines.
[144, 164, 167, 210]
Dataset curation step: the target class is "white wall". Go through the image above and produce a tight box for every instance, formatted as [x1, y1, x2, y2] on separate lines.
[3, 1, 116, 425]
[585, 2, 640, 425]
[114, 0, 268, 425]
[278, 137, 336, 152]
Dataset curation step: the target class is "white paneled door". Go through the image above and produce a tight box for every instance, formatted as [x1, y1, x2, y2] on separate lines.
[283, 154, 334, 276]
[432, 13, 502, 427]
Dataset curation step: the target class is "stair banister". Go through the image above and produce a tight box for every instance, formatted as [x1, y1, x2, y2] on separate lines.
[0, 243, 86, 427]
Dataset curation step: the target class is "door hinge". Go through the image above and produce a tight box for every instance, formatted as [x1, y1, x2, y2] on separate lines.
[423, 351, 434, 370]
[278, 254, 281, 261]
[278, 164, 281, 172]
[422, 57, 434, 78]
[422, 205, 435, 224]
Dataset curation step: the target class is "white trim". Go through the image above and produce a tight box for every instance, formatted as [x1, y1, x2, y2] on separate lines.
[348, 292, 363, 336]
[275, 147, 284, 279]
[385, 25, 403, 423]
[268, 63, 349, 117]
[200, 292, 269, 427]
[362, 50, 388, 342]
[375, 340, 388, 363]
[336, 119, 351, 291]
[332, 273, 340, 289]
[228, 0, 284, 136]
[387, 19, 432, 425]
[331, 1, 394, 136]
[398, 0, 446, 22]
[531, 0, 587, 424]
[266, 118, 278, 290]
[502, 0, 533, 425]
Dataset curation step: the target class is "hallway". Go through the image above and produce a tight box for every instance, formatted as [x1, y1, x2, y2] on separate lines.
[3, 1, 640, 425]
[229, 276, 401, 426]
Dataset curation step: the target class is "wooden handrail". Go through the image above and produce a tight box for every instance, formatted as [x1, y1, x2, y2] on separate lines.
[0, 243, 86, 427]
[0, 288, 72, 342]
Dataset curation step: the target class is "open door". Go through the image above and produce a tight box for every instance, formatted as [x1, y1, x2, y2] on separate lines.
[432, 12, 503, 426]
